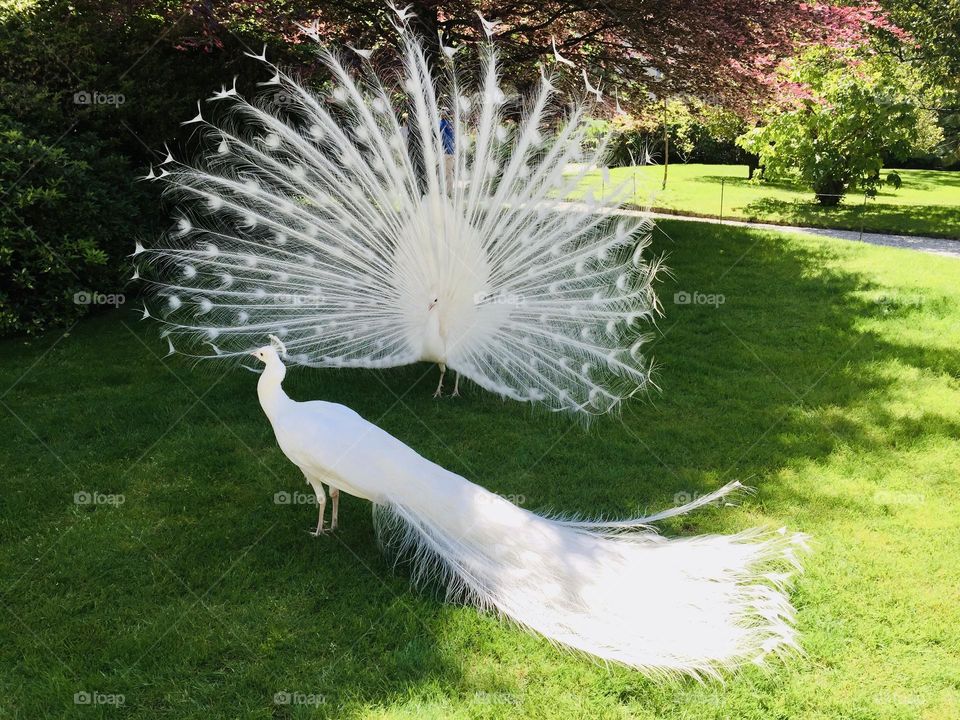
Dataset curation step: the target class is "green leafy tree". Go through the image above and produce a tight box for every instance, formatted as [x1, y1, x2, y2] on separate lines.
[874, 0, 960, 164]
[738, 49, 941, 205]
[0, 117, 150, 335]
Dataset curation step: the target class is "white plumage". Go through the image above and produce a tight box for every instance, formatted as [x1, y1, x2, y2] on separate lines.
[251, 337, 808, 679]
[136, 19, 661, 414]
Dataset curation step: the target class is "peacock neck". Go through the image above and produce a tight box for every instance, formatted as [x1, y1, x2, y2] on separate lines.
[422, 308, 446, 363]
[257, 360, 290, 422]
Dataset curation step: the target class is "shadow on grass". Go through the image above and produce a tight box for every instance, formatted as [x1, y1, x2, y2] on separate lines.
[674, 172, 960, 238]
[738, 196, 960, 238]
[692, 174, 805, 194]
[0, 220, 958, 716]
[891, 168, 960, 192]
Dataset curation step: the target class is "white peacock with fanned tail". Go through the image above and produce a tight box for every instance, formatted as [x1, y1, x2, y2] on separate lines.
[135, 13, 661, 414]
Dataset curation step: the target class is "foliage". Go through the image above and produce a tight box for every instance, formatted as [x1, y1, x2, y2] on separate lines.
[606, 100, 749, 166]
[875, 0, 960, 163]
[0, 0, 313, 157]
[14, 0, 892, 114]
[738, 49, 942, 204]
[0, 0, 930, 335]
[359, 1, 895, 111]
[876, 0, 960, 88]
[0, 115, 150, 335]
[0, 0, 312, 334]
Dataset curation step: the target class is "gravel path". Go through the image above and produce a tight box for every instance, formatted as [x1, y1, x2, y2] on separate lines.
[646, 211, 960, 259]
[557, 201, 960, 258]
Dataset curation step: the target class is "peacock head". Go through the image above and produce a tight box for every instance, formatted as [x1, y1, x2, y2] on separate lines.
[251, 334, 286, 365]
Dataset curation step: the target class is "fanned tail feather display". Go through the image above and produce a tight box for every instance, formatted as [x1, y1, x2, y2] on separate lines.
[136, 15, 661, 414]
[373, 478, 809, 679]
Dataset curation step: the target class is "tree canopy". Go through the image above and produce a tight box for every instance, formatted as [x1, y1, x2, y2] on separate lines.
[738, 48, 941, 203]
[166, 0, 899, 112]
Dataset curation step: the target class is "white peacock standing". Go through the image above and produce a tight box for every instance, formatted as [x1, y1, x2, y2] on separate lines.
[138, 9, 808, 678]
[248, 333, 807, 679]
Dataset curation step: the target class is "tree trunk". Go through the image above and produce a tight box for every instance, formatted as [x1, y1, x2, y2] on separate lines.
[410, 1, 442, 65]
[813, 176, 846, 205]
[661, 100, 669, 190]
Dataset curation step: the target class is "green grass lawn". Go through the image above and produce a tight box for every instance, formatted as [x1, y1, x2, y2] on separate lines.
[2, 221, 959, 718]
[576, 164, 960, 239]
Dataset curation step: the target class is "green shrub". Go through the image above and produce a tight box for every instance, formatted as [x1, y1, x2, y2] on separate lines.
[0, 116, 152, 335]
[0, 0, 325, 337]
[607, 100, 751, 167]
[738, 49, 941, 205]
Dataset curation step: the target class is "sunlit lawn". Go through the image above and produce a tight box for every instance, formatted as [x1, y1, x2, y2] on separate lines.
[577, 163, 960, 238]
[1, 220, 959, 718]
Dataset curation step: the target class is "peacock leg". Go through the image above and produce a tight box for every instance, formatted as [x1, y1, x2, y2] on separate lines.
[329, 486, 340, 530]
[433, 363, 446, 398]
[451, 372, 460, 397]
[308, 480, 327, 536]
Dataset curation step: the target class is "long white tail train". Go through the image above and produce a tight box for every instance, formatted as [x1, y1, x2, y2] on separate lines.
[374, 479, 807, 679]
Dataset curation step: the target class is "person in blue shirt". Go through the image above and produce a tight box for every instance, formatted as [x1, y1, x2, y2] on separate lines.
[439, 118, 455, 155]
[439, 118, 455, 190]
